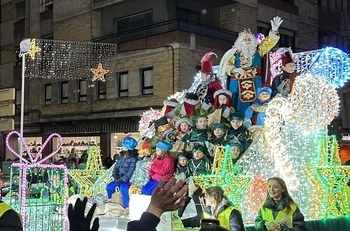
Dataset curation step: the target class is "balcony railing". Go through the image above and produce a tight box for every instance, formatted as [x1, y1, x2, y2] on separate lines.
[92, 18, 238, 44]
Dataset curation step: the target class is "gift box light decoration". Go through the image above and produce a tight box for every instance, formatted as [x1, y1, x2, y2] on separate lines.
[5, 131, 68, 231]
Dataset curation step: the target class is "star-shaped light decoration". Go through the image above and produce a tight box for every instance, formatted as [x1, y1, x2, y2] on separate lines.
[195, 146, 251, 206]
[28, 38, 42, 60]
[68, 147, 106, 197]
[90, 63, 110, 82]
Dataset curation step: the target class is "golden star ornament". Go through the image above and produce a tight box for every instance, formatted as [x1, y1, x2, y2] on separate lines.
[28, 38, 42, 60]
[90, 63, 110, 82]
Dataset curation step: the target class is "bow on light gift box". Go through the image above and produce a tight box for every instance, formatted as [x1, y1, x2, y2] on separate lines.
[6, 131, 68, 231]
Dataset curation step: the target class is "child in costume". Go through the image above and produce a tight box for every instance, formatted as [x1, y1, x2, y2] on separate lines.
[228, 112, 252, 154]
[210, 123, 229, 146]
[255, 177, 306, 231]
[181, 145, 211, 225]
[141, 140, 175, 195]
[167, 117, 193, 155]
[196, 51, 223, 110]
[174, 151, 191, 181]
[230, 141, 243, 165]
[203, 186, 245, 231]
[106, 136, 138, 214]
[182, 115, 211, 148]
[244, 85, 272, 127]
[272, 48, 297, 98]
[129, 141, 153, 195]
[208, 89, 235, 127]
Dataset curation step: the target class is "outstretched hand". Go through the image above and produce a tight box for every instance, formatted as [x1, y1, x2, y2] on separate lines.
[270, 16, 283, 32]
[68, 197, 100, 231]
[147, 177, 189, 217]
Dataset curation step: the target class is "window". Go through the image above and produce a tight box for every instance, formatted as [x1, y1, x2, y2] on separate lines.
[177, 8, 200, 24]
[142, 68, 153, 95]
[61, 81, 68, 104]
[45, 84, 52, 105]
[79, 80, 87, 102]
[119, 72, 128, 97]
[116, 10, 153, 33]
[98, 81, 106, 100]
[40, 0, 53, 13]
[16, 90, 21, 109]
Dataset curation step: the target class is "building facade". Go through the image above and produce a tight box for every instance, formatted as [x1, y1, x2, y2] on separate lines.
[0, 0, 349, 162]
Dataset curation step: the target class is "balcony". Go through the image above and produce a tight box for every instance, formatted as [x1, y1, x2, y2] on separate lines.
[92, 18, 237, 44]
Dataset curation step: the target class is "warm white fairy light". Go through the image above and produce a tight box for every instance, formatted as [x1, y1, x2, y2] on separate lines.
[290, 74, 340, 132]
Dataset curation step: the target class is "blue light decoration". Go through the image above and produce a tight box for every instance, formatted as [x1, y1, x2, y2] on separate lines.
[304, 47, 350, 88]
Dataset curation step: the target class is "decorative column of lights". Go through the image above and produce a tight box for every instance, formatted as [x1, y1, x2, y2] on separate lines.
[6, 131, 67, 231]
[23, 39, 117, 80]
[263, 96, 300, 190]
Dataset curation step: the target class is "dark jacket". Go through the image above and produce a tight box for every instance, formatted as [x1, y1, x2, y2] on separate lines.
[254, 198, 307, 231]
[127, 212, 159, 231]
[112, 149, 138, 182]
[0, 201, 23, 231]
[203, 198, 245, 231]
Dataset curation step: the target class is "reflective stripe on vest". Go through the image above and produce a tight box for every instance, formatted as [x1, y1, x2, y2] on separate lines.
[260, 203, 297, 228]
[204, 206, 235, 230]
[0, 202, 13, 217]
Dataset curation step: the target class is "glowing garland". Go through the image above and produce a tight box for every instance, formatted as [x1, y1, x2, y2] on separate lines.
[5, 131, 68, 231]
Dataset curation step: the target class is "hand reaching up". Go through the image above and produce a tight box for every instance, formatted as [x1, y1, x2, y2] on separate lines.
[146, 177, 189, 217]
[68, 197, 99, 231]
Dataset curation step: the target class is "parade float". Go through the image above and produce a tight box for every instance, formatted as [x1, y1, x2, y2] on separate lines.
[3, 35, 350, 231]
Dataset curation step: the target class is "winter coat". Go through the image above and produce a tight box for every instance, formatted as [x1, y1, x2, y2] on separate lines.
[255, 198, 307, 231]
[149, 156, 174, 181]
[203, 198, 245, 231]
[112, 149, 138, 182]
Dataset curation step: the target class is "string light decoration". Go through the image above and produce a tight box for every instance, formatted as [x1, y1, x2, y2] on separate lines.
[5, 131, 68, 231]
[138, 108, 162, 138]
[90, 63, 110, 82]
[290, 74, 340, 132]
[68, 147, 106, 197]
[27, 38, 42, 60]
[23, 38, 117, 80]
[195, 146, 251, 207]
[307, 47, 350, 88]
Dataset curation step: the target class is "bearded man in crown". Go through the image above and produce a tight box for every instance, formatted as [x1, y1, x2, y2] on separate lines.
[218, 16, 283, 113]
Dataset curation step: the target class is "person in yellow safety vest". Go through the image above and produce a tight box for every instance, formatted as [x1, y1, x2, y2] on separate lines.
[254, 177, 307, 231]
[203, 186, 245, 231]
[0, 179, 23, 231]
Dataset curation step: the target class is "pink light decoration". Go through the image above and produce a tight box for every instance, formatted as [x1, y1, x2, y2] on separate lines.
[5, 131, 67, 231]
[6, 130, 63, 164]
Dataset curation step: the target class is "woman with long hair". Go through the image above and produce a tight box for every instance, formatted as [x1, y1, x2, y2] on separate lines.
[255, 177, 307, 231]
[203, 186, 245, 231]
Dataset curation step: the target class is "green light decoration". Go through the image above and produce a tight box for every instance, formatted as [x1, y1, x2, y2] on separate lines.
[194, 146, 251, 207]
[68, 147, 106, 197]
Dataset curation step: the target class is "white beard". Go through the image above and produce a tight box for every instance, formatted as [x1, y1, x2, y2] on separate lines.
[234, 35, 259, 58]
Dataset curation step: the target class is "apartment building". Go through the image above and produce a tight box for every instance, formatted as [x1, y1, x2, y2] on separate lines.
[0, 0, 349, 161]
